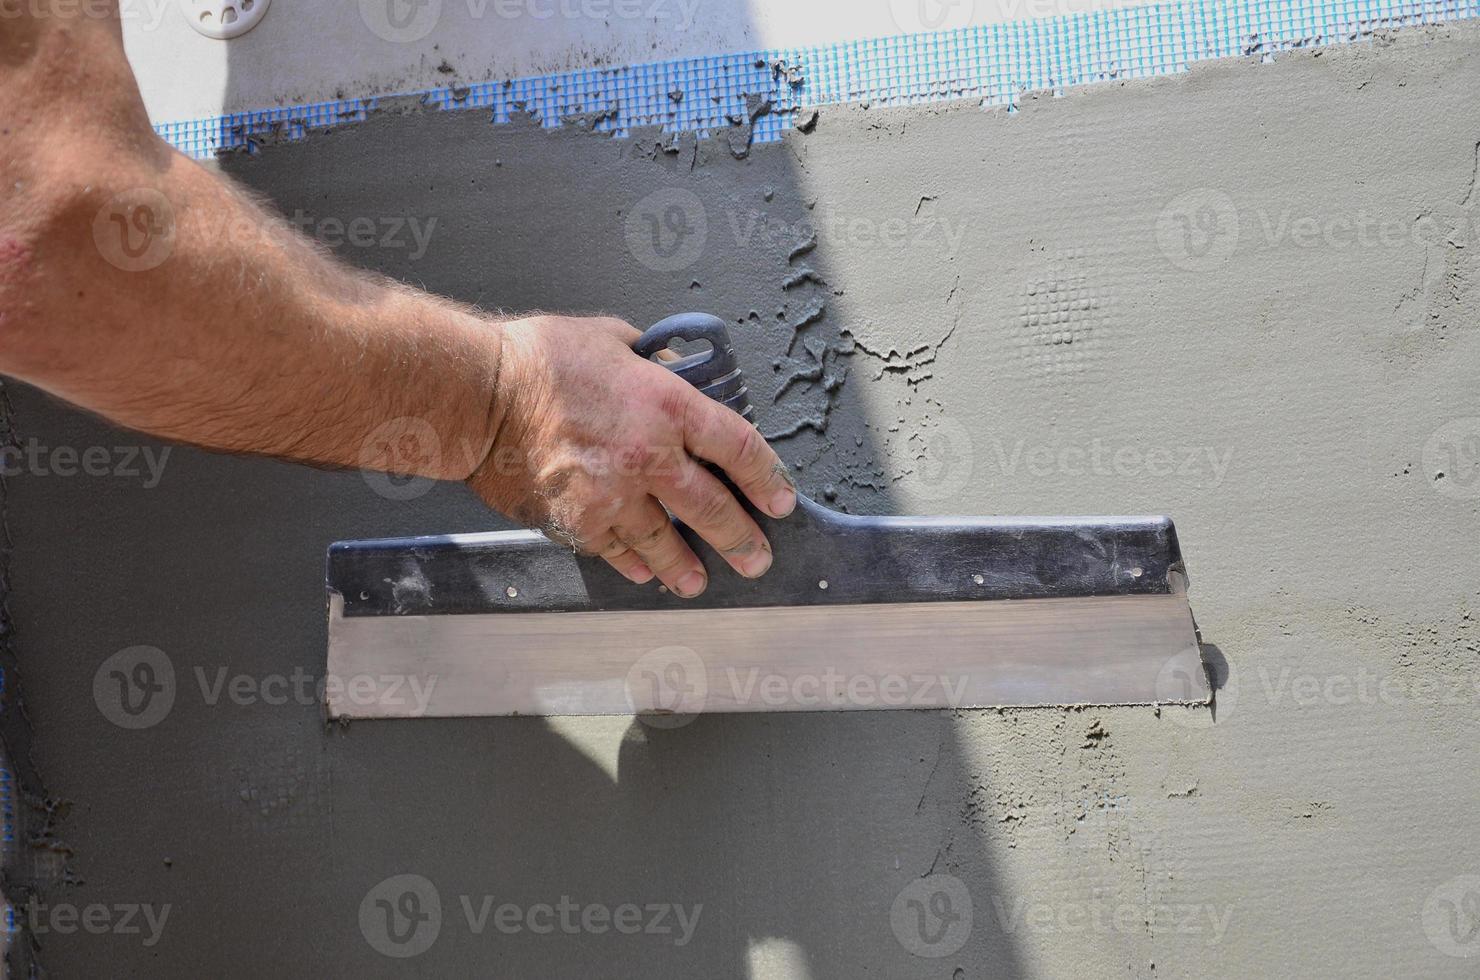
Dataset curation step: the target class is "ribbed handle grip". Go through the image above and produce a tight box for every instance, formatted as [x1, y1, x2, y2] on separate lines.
[633, 312, 753, 421]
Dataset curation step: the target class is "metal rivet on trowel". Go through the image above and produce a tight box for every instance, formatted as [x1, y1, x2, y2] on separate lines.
[1129, 567, 1144, 578]
[972, 574, 985, 585]
[505, 586, 519, 598]
[818, 579, 829, 590]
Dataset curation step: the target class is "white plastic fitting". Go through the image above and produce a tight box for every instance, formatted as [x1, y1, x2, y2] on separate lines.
[181, 0, 271, 40]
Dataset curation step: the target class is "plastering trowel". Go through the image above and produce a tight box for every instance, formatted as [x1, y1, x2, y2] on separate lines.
[324, 313, 1207, 719]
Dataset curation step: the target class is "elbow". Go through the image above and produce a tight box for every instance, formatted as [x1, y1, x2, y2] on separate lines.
[0, 140, 171, 383]
[0, 188, 103, 384]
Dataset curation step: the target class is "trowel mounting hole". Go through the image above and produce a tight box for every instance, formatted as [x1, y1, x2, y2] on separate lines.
[183, 0, 271, 40]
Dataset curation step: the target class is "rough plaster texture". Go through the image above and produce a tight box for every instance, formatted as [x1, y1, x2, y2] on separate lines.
[4, 21, 1479, 977]
[123, 0, 1155, 122]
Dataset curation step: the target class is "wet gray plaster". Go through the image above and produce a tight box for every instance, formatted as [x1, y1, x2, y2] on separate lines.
[5, 20, 1480, 977]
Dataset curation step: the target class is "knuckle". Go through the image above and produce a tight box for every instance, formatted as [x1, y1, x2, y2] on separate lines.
[570, 506, 607, 534]
[612, 443, 653, 477]
[656, 383, 696, 429]
[643, 546, 687, 573]
[734, 423, 773, 473]
[546, 487, 613, 537]
[718, 531, 756, 556]
[691, 484, 737, 530]
[621, 519, 673, 552]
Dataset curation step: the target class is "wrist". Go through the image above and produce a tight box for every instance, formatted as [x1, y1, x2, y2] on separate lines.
[357, 291, 509, 483]
[440, 308, 508, 482]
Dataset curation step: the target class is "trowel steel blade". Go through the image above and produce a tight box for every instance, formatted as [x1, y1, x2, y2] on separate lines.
[323, 509, 1207, 719]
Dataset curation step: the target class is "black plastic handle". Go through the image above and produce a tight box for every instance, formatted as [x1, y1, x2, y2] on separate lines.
[634, 312, 753, 421]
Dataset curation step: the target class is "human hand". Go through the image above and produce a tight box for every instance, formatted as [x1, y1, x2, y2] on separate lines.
[469, 315, 796, 598]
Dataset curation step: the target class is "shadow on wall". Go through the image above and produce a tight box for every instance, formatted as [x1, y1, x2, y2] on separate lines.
[2, 4, 1018, 976]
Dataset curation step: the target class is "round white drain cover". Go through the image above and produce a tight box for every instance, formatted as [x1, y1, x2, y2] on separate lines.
[181, 0, 271, 40]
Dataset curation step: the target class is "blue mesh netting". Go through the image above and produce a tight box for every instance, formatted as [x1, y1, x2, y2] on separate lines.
[145, 0, 1480, 159]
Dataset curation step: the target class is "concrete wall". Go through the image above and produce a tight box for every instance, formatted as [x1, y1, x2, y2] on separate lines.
[4, 7, 1479, 978]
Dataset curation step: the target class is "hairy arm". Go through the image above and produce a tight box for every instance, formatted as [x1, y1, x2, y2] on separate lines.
[0, 7, 794, 598]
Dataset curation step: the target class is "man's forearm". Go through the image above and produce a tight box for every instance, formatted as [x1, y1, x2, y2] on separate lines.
[0, 32, 502, 478]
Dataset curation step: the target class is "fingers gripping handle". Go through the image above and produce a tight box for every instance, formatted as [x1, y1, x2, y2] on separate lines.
[634, 313, 754, 422]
